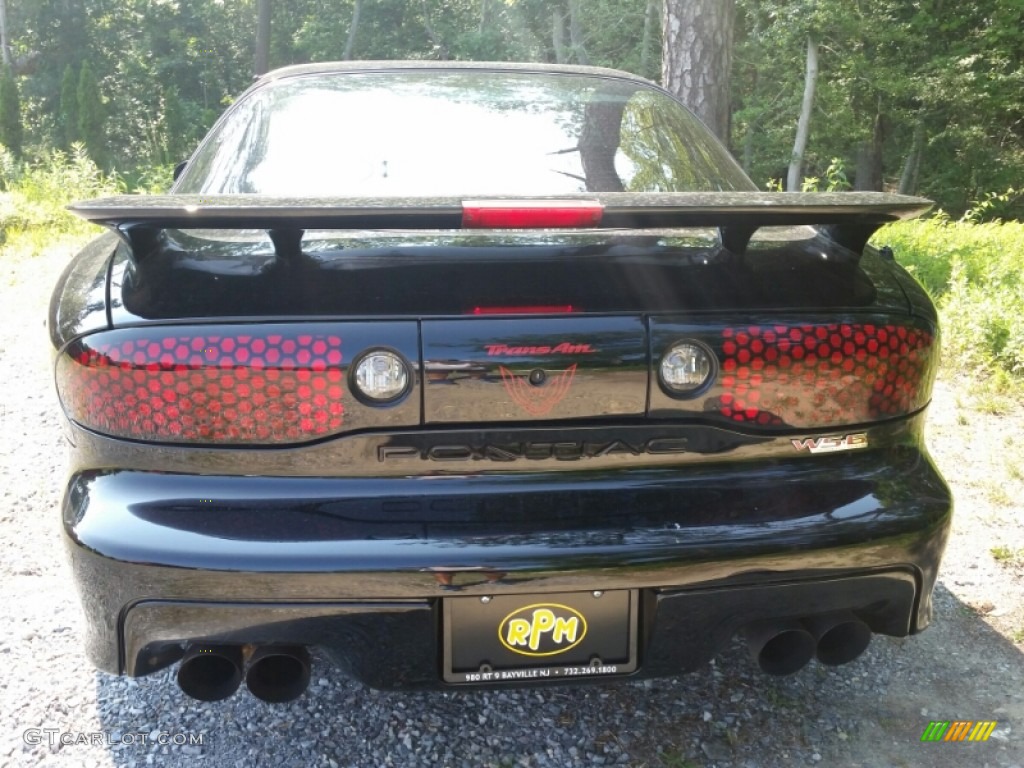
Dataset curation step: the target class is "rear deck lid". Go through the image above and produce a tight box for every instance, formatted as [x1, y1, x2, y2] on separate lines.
[421, 316, 646, 423]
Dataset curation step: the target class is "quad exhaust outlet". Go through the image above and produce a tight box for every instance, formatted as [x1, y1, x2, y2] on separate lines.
[744, 612, 872, 675]
[743, 619, 817, 676]
[804, 612, 872, 666]
[177, 644, 311, 703]
[245, 645, 312, 704]
[175, 613, 871, 700]
[176, 645, 244, 702]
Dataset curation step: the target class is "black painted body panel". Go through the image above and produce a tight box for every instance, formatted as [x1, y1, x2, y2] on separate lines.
[50, 228, 953, 687]
[49, 63, 951, 690]
[64, 440, 950, 681]
[422, 316, 647, 423]
[102, 229, 910, 323]
[48, 233, 116, 347]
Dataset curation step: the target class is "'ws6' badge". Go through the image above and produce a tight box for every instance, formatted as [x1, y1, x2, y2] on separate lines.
[498, 603, 588, 657]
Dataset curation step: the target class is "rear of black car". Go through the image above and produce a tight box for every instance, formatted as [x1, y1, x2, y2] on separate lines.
[50, 63, 951, 701]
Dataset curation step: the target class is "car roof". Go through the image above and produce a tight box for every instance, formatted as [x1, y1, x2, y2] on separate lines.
[258, 60, 656, 87]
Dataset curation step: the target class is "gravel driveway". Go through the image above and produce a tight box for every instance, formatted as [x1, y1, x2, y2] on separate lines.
[2, 243, 1022, 768]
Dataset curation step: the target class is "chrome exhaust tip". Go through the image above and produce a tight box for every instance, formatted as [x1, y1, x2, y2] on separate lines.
[245, 645, 311, 703]
[743, 619, 816, 676]
[176, 645, 243, 701]
[804, 612, 872, 666]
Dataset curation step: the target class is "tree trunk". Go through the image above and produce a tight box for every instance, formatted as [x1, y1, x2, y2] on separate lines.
[662, 0, 735, 142]
[552, 10, 567, 64]
[420, 0, 449, 59]
[479, 0, 492, 34]
[568, 0, 589, 65]
[639, 0, 658, 77]
[898, 124, 924, 195]
[745, 120, 761, 175]
[343, 0, 362, 60]
[740, 11, 763, 175]
[854, 109, 885, 191]
[579, 95, 627, 192]
[787, 36, 818, 192]
[0, 0, 12, 69]
[254, 0, 271, 76]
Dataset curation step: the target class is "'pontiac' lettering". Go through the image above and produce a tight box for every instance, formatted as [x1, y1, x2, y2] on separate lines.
[377, 437, 689, 462]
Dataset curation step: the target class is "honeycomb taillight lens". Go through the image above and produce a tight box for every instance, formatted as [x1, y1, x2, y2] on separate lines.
[716, 322, 936, 427]
[56, 326, 346, 444]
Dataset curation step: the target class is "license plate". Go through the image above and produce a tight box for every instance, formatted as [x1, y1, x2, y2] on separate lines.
[442, 590, 638, 683]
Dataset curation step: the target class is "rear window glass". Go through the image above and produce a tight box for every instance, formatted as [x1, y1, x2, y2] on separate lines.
[176, 70, 755, 197]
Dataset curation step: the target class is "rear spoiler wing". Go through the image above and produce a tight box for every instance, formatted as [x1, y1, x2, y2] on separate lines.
[70, 191, 932, 261]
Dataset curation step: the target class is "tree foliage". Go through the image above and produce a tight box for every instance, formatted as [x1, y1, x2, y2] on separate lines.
[0, 0, 1018, 218]
[734, 0, 1024, 215]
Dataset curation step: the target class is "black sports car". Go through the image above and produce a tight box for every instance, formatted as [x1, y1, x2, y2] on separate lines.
[51, 62, 951, 703]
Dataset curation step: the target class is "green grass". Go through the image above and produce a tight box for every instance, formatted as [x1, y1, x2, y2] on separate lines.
[985, 485, 1014, 507]
[875, 216, 1024, 396]
[656, 751, 700, 768]
[990, 545, 1024, 565]
[0, 144, 172, 257]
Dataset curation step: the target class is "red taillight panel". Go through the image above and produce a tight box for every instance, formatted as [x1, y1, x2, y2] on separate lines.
[60, 317, 935, 445]
[651, 317, 938, 430]
[717, 323, 935, 427]
[57, 328, 346, 444]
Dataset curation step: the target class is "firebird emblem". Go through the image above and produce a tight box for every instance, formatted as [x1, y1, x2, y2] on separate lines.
[499, 365, 577, 416]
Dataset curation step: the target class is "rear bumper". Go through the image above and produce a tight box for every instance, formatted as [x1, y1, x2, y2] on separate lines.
[62, 446, 952, 687]
[123, 573, 917, 688]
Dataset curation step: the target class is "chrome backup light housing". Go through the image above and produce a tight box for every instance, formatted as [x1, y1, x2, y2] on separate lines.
[351, 349, 412, 404]
[659, 340, 717, 398]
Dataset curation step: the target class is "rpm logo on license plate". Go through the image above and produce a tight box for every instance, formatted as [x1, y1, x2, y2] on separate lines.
[498, 603, 588, 657]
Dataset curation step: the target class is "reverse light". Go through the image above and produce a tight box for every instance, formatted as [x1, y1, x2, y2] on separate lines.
[660, 342, 715, 396]
[351, 350, 410, 403]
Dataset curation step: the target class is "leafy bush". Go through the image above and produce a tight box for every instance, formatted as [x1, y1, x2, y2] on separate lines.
[875, 216, 1024, 390]
[0, 143, 123, 254]
[125, 163, 175, 195]
[0, 147, 174, 257]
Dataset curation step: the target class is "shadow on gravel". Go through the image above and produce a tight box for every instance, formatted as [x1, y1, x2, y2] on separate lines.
[92, 583, 1022, 768]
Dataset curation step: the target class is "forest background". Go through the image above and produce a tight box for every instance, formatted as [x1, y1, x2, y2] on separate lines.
[0, 0, 1021, 215]
[0, 0, 1022, 387]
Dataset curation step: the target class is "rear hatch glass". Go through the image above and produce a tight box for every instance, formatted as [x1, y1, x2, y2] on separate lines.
[175, 70, 755, 197]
